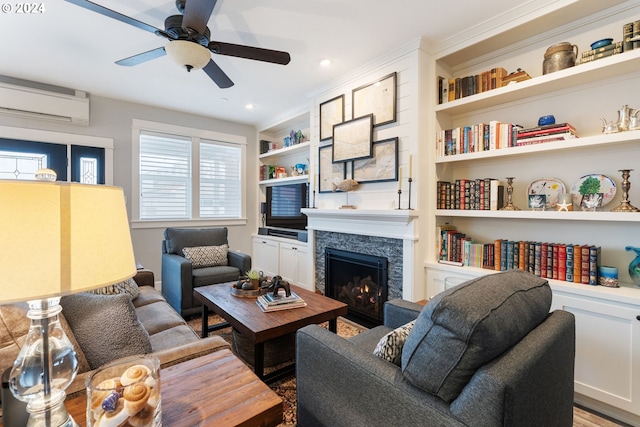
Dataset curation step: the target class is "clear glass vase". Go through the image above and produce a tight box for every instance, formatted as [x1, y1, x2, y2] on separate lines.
[625, 246, 640, 287]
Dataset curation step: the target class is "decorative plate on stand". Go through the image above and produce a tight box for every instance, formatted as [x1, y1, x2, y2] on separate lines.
[570, 174, 616, 206]
[527, 178, 566, 208]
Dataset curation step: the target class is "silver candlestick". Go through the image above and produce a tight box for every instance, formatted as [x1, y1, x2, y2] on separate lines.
[611, 169, 639, 212]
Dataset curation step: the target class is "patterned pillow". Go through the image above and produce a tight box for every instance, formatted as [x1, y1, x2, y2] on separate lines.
[183, 244, 229, 268]
[88, 277, 139, 300]
[373, 320, 416, 366]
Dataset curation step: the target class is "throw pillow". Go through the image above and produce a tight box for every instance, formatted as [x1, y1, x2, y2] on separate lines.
[87, 277, 139, 300]
[373, 320, 416, 366]
[60, 293, 153, 370]
[183, 244, 228, 268]
[401, 270, 551, 403]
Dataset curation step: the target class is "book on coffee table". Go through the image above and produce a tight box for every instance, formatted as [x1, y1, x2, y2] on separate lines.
[256, 297, 307, 312]
[257, 291, 307, 312]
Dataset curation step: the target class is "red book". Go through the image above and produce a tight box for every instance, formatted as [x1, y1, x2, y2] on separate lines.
[557, 245, 567, 282]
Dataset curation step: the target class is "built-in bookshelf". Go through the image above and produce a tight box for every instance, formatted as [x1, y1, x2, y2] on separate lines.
[425, 1, 640, 423]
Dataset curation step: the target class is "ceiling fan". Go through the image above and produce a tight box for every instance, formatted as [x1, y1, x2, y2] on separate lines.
[65, 0, 291, 88]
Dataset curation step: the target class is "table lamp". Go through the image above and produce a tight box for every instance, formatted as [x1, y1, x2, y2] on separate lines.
[0, 175, 136, 427]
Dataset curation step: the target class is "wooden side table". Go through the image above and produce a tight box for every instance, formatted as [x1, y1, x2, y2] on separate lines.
[62, 349, 282, 427]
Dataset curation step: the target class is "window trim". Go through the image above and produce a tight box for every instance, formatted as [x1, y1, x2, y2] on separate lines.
[131, 119, 247, 229]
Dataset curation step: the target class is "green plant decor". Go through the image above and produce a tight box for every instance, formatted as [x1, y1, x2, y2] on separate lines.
[246, 270, 260, 280]
[579, 176, 601, 195]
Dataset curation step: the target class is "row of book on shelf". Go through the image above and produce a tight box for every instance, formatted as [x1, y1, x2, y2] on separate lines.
[256, 290, 307, 312]
[438, 20, 640, 104]
[437, 67, 533, 104]
[437, 178, 504, 211]
[437, 224, 601, 285]
[436, 122, 578, 157]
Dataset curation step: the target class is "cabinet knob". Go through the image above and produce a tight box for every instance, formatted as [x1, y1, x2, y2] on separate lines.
[637, 315, 640, 321]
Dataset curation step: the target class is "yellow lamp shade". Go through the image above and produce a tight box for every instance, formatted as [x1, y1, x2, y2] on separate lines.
[0, 180, 136, 303]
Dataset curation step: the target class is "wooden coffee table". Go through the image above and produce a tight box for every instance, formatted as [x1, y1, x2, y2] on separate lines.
[60, 349, 283, 427]
[194, 283, 348, 383]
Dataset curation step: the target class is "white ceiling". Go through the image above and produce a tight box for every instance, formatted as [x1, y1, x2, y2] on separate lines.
[1, 0, 535, 128]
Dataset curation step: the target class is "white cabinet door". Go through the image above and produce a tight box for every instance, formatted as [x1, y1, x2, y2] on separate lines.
[295, 243, 309, 289]
[279, 242, 301, 284]
[552, 292, 640, 417]
[252, 237, 279, 278]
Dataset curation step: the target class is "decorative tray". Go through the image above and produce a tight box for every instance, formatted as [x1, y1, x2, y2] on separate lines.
[230, 286, 266, 298]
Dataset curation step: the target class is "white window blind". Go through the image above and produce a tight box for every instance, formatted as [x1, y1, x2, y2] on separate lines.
[139, 131, 192, 220]
[200, 140, 241, 218]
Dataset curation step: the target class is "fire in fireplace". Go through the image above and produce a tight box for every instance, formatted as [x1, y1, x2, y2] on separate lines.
[325, 247, 388, 327]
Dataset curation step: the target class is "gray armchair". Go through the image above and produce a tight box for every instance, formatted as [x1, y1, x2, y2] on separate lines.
[161, 227, 251, 318]
[296, 270, 576, 427]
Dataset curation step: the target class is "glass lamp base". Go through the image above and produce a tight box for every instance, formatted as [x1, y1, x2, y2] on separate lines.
[27, 391, 78, 427]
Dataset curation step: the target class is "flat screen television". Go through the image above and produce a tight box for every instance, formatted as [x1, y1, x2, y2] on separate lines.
[265, 183, 308, 230]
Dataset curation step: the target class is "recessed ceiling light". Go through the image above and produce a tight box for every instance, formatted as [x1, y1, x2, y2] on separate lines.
[245, 103, 255, 110]
[320, 59, 332, 67]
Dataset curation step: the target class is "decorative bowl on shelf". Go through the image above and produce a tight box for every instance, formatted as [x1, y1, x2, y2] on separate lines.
[590, 38, 613, 49]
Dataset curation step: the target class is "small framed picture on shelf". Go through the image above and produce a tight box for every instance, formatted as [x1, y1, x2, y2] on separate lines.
[332, 114, 373, 163]
[580, 193, 603, 211]
[319, 145, 346, 193]
[352, 72, 396, 127]
[528, 194, 546, 210]
[351, 137, 398, 183]
[319, 94, 344, 141]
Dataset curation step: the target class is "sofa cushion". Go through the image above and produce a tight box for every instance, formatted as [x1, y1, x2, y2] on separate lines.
[61, 293, 153, 370]
[373, 320, 416, 366]
[402, 270, 552, 403]
[133, 285, 167, 308]
[164, 227, 228, 255]
[0, 303, 91, 377]
[87, 277, 139, 299]
[135, 301, 186, 336]
[183, 244, 228, 268]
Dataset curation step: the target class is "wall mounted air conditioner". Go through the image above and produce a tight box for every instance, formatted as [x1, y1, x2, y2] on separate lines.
[0, 82, 90, 125]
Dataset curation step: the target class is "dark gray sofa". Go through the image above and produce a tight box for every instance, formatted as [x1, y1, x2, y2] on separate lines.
[296, 270, 576, 427]
[161, 227, 251, 317]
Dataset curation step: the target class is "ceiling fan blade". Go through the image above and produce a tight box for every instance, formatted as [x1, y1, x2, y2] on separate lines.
[208, 41, 291, 65]
[115, 47, 166, 66]
[183, 0, 217, 35]
[203, 60, 234, 89]
[64, 0, 161, 34]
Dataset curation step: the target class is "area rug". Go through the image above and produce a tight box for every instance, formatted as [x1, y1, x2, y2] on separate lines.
[186, 313, 367, 426]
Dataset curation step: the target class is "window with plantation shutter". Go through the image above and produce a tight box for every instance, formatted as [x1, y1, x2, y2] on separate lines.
[133, 120, 246, 225]
[139, 131, 192, 220]
[200, 140, 241, 218]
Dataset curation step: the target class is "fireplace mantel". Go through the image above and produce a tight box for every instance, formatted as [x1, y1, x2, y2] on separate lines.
[302, 208, 419, 240]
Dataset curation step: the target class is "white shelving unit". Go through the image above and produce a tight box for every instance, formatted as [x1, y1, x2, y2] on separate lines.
[426, 1, 640, 423]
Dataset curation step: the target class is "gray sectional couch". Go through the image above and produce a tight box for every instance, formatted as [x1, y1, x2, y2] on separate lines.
[0, 268, 229, 421]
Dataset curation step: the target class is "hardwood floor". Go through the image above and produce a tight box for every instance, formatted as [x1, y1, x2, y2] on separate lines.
[573, 405, 631, 427]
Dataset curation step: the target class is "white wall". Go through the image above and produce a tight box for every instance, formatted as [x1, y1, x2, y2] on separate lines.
[0, 94, 258, 283]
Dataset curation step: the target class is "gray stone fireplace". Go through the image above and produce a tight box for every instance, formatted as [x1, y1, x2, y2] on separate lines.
[302, 208, 422, 304]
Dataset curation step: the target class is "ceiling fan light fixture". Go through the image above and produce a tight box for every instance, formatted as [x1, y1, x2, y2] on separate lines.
[165, 40, 210, 71]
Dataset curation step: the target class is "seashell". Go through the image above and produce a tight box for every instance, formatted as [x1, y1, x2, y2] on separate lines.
[123, 383, 151, 416]
[127, 404, 156, 427]
[332, 179, 359, 193]
[95, 400, 128, 427]
[101, 391, 120, 413]
[120, 364, 151, 386]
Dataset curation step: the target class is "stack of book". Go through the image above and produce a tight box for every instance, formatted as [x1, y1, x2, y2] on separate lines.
[257, 290, 307, 312]
[581, 41, 623, 64]
[516, 123, 578, 146]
